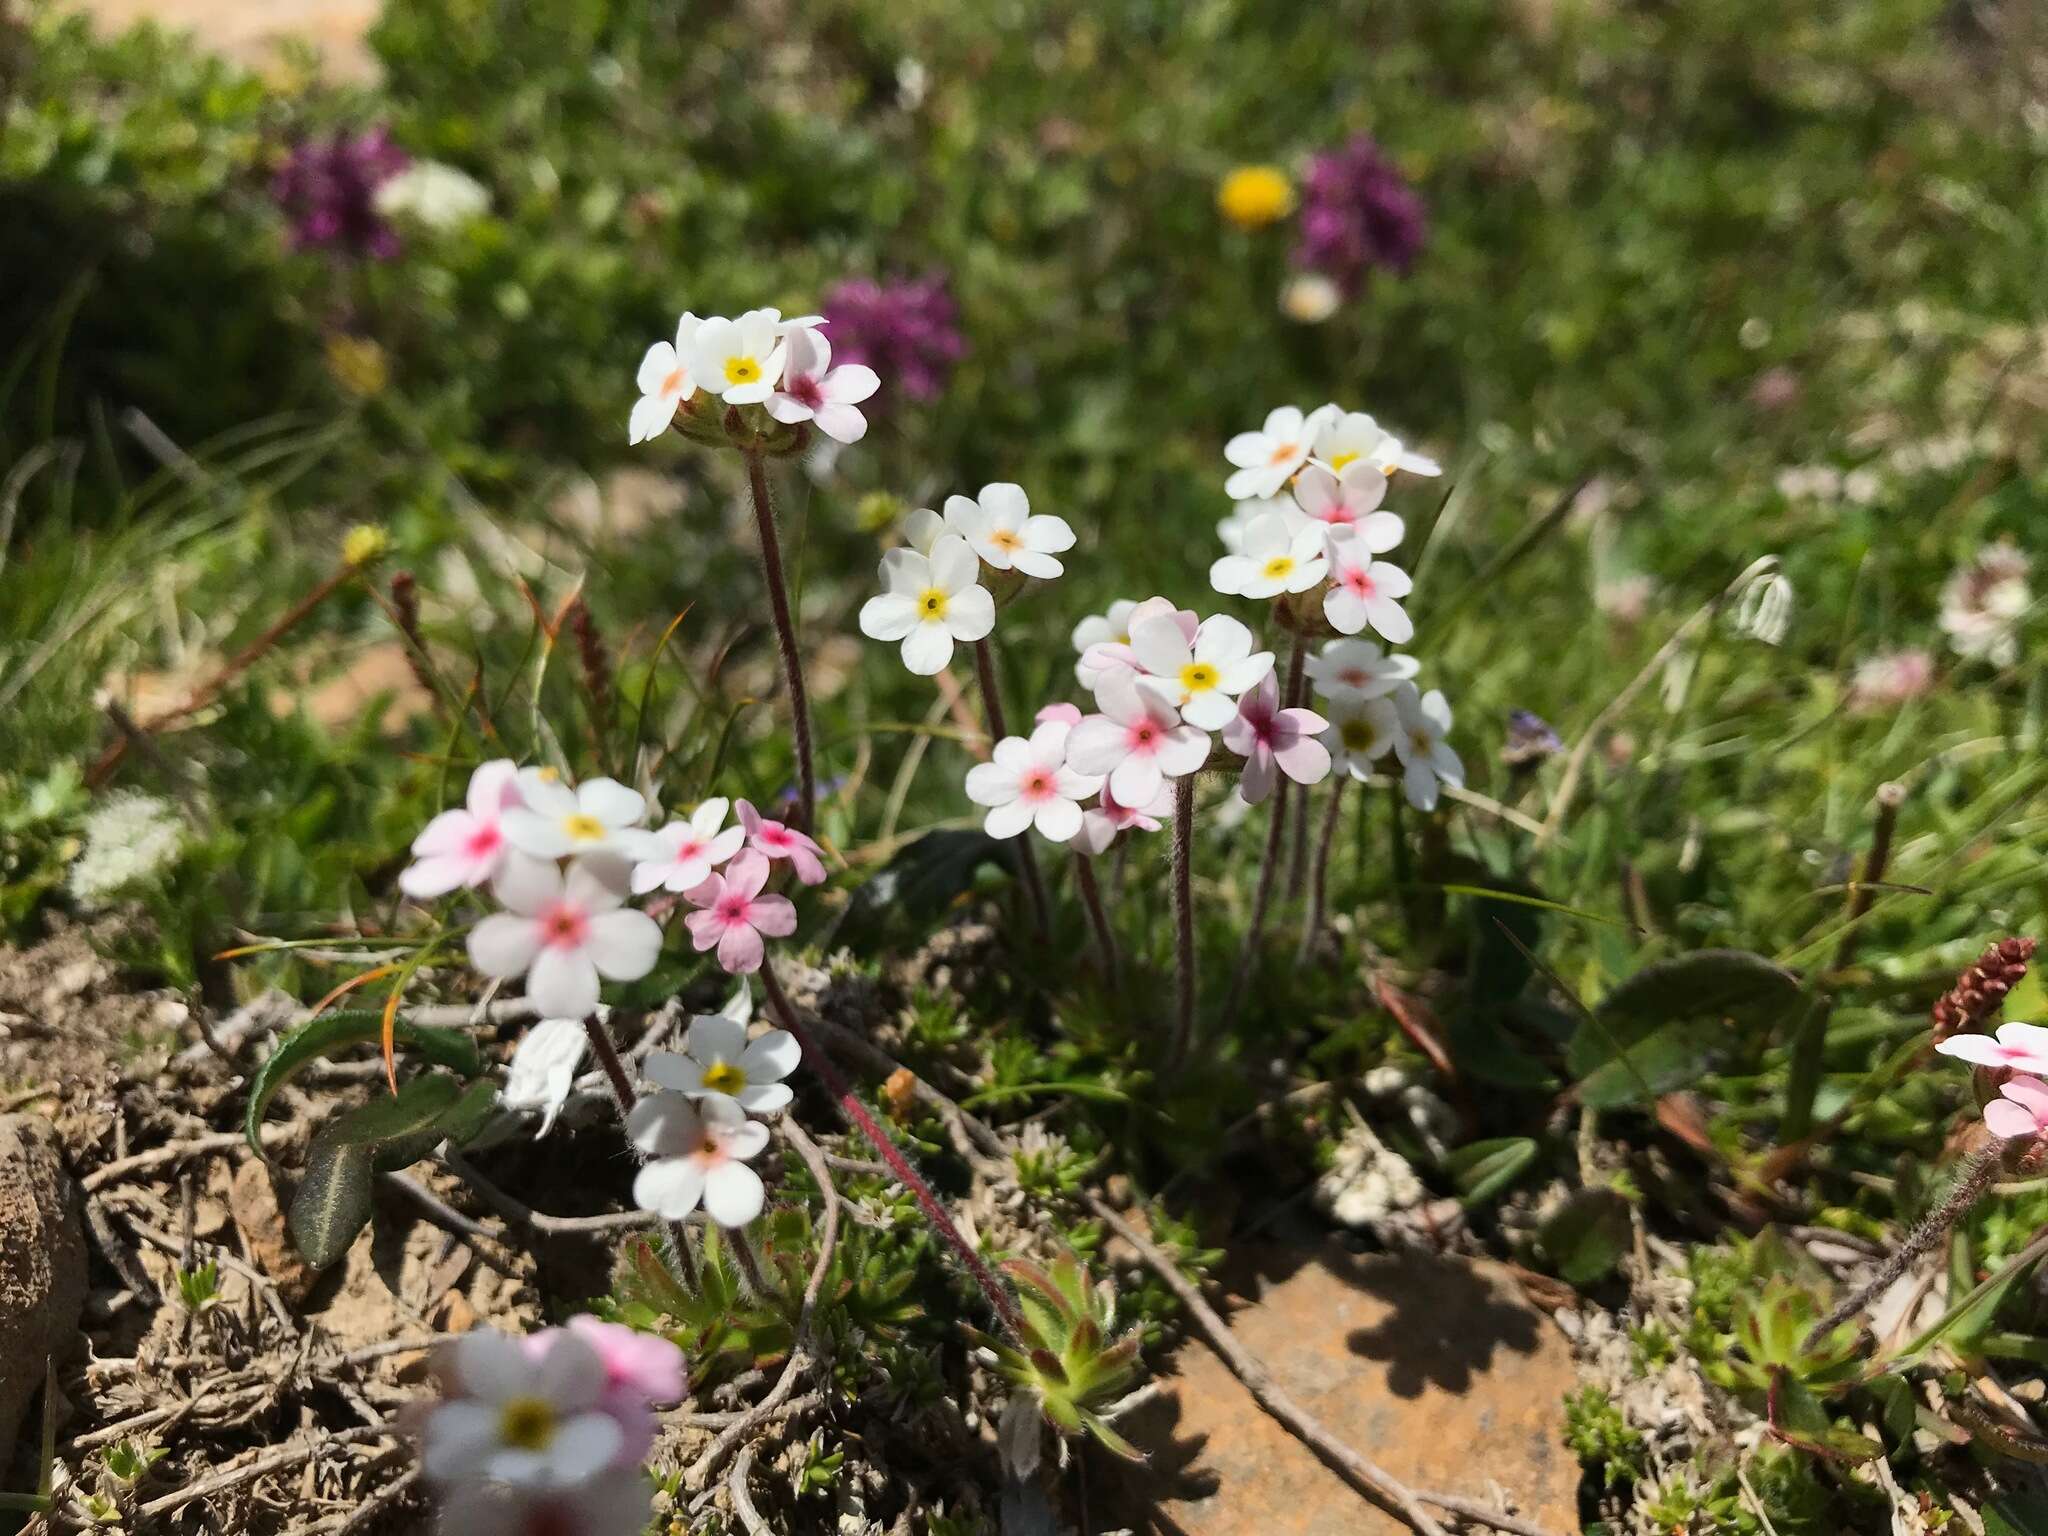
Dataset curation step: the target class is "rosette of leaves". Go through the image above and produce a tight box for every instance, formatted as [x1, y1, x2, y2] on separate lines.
[966, 1253, 1144, 1461]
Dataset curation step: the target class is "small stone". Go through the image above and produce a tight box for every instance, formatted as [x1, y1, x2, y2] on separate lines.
[1115, 1245, 1579, 1534]
[0, 1114, 88, 1456]
[229, 1157, 319, 1304]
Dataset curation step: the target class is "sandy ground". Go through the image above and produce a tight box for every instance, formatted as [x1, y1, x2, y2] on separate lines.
[64, 0, 379, 78]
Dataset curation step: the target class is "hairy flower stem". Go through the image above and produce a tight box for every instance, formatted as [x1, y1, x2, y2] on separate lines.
[757, 964, 1025, 1339]
[1074, 854, 1120, 994]
[1282, 634, 1313, 898]
[580, 1015, 700, 1291]
[1168, 775, 1198, 1072]
[725, 1224, 772, 1297]
[743, 451, 817, 832]
[1299, 775, 1350, 961]
[1803, 1144, 2006, 1351]
[972, 635, 1052, 941]
[1222, 633, 1306, 1025]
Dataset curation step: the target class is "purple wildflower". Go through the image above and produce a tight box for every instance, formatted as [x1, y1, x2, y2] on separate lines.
[822, 275, 967, 404]
[1500, 709, 1564, 769]
[272, 127, 410, 260]
[1292, 135, 1427, 295]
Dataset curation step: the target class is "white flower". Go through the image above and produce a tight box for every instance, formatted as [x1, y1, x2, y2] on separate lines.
[1071, 598, 1138, 688]
[1209, 512, 1329, 600]
[503, 775, 647, 861]
[1304, 638, 1418, 702]
[1289, 463, 1401, 539]
[422, 1329, 623, 1488]
[626, 796, 744, 895]
[646, 1012, 800, 1116]
[1281, 272, 1341, 324]
[1126, 610, 1273, 730]
[965, 718, 1103, 842]
[1321, 694, 1401, 780]
[627, 1092, 770, 1227]
[436, 1476, 651, 1536]
[1322, 527, 1415, 644]
[1315, 409, 1440, 477]
[944, 483, 1075, 580]
[66, 791, 187, 907]
[1068, 781, 1174, 856]
[1218, 497, 1288, 554]
[1940, 540, 2029, 665]
[1389, 684, 1463, 811]
[765, 326, 879, 444]
[502, 1017, 589, 1136]
[858, 533, 996, 675]
[903, 505, 948, 555]
[1224, 405, 1336, 500]
[401, 759, 526, 898]
[468, 858, 664, 1021]
[629, 314, 702, 444]
[372, 160, 490, 229]
[1066, 669, 1209, 807]
[684, 309, 787, 405]
[1076, 596, 1195, 693]
[1730, 568, 1794, 646]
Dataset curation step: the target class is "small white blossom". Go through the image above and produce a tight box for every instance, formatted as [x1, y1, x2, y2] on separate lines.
[401, 759, 527, 898]
[372, 160, 490, 229]
[1223, 405, 1336, 500]
[1321, 694, 1400, 780]
[503, 775, 647, 861]
[944, 483, 1075, 580]
[965, 718, 1103, 842]
[1289, 462, 1401, 538]
[765, 325, 879, 444]
[1209, 512, 1329, 600]
[626, 797, 744, 895]
[1941, 540, 2030, 666]
[1068, 780, 1174, 856]
[1126, 610, 1273, 730]
[646, 1011, 800, 1117]
[502, 1017, 591, 1137]
[1280, 272, 1341, 323]
[627, 1092, 770, 1227]
[1304, 638, 1418, 702]
[1066, 670, 1209, 807]
[1389, 684, 1463, 811]
[684, 308, 786, 404]
[1316, 409, 1440, 477]
[629, 314, 701, 444]
[1218, 497, 1287, 554]
[66, 792, 187, 907]
[1322, 526, 1414, 644]
[1730, 567, 1794, 646]
[1071, 598, 1138, 689]
[422, 1329, 624, 1489]
[858, 533, 997, 675]
[468, 858, 663, 1021]
[1076, 596, 1196, 693]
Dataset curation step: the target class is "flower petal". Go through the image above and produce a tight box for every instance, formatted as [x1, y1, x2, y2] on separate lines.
[702, 1163, 766, 1228]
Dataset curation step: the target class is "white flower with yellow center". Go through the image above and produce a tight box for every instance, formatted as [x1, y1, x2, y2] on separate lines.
[1389, 683, 1464, 811]
[627, 1092, 771, 1227]
[857, 533, 996, 675]
[503, 775, 647, 860]
[646, 1011, 800, 1117]
[422, 1329, 624, 1488]
[628, 313, 702, 444]
[1224, 405, 1337, 501]
[944, 483, 1075, 579]
[683, 308, 787, 405]
[1316, 409, 1440, 478]
[1320, 694, 1401, 781]
[1208, 512, 1329, 600]
[1127, 611, 1273, 731]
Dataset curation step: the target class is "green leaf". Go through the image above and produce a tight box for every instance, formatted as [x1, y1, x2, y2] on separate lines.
[289, 1136, 373, 1268]
[1538, 1187, 1631, 1286]
[839, 829, 1010, 944]
[1987, 1492, 2048, 1535]
[1568, 949, 1799, 1106]
[1447, 1137, 1538, 1207]
[286, 1073, 477, 1266]
[245, 1009, 482, 1154]
[1767, 1368, 1881, 1463]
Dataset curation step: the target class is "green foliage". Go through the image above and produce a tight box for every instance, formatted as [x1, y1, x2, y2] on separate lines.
[965, 1252, 1145, 1462]
[172, 1259, 220, 1314]
[1563, 1385, 1645, 1487]
[244, 1008, 483, 1154]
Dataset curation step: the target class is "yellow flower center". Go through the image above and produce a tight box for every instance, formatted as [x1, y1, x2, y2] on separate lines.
[1341, 720, 1375, 751]
[1328, 451, 1359, 471]
[534, 766, 561, 783]
[918, 587, 949, 620]
[497, 1396, 557, 1451]
[724, 356, 762, 386]
[563, 813, 607, 842]
[1261, 556, 1296, 580]
[1180, 662, 1220, 695]
[702, 1061, 747, 1095]
[991, 529, 1022, 551]
[1411, 730, 1433, 755]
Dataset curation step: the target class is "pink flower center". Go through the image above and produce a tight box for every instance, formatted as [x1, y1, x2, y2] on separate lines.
[786, 373, 825, 409]
[758, 826, 793, 852]
[1021, 769, 1055, 801]
[1343, 567, 1375, 598]
[1130, 722, 1159, 751]
[716, 893, 753, 924]
[1321, 505, 1357, 525]
[676, 835, 707, 861]
[465, 823, 502, 859]
[1341, 669, 1368, 688]
[539, 902, 589, 949]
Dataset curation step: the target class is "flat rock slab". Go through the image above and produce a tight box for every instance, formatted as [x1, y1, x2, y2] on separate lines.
[1114, 1245, 1579, 1534]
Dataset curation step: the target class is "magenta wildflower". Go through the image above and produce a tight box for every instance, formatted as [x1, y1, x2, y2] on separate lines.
[1292, 135, 1427, 294]
[271, 127, 410, 260]
[822, 275, 967, 403]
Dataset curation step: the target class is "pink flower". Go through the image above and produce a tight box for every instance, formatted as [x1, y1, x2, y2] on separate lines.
[736, 799, 827, 886]
[1323, 525, 1413, 644]
[468, 857, 663, 1020]
[1066, 670, 1210, 808]
[1069, 781, 1173, 856]
[519, 1319, 683, 1466]
[1937, 1021, 2048, 1076]
[1036, 701, 1083, 727]
[627, 796, 745, 895]
[399, 759, 525, 898]
[965, 720, 1103, 842]
[765, 325, 881, 444]
[1986, 1075, 2048, 1141]
[1290, 462, 1401, 536]
[627, 1092, 771, 1226]
[682, 851, 796, 974]
[1222, 674, 1331, 805]
[1078, 595, 1198, 692]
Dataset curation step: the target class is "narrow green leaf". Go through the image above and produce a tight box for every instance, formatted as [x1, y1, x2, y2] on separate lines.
[289, 1137, 374, 1268]
[1447, 1137, 1539, 1207]
[245, 1010, 481, 1154]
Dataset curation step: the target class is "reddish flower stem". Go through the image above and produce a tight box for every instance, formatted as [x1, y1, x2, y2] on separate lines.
[1299, 773, 1350, 960]
[1074, 853, 1120, 994]
[1223, 633, 1305, 1024]
[743, 451, 817, 832]
[757, 964, 1023, 1339]
[581, 1015, 700, 1291]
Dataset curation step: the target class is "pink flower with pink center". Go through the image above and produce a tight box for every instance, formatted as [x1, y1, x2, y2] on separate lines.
[965, 719, 1104, 842]
[1986, 1075, 2048, 1141]
[400, 759, 525, 898]
[468, 857, 663, 1020]
[1066, 669, 1210, 807]
[682, 850, 796, 974]
[1222, 674, 1332, 805]
[1069, 781, 1174, 856]
[626, 796, 745, 895]
[1937, 1021, 2048, 1076]
[764, 325, 880, 444]
[1289, 462, 1402, 537]
[736, 799, 827, 886]
[1322, 525, 1414, 644]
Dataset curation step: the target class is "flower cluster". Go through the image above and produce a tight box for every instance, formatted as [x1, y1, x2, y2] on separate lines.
[822, 275, 967, 403]
[271, 126, 410, 260]
[1292, 134, 1428, 295]
[419, 1320, 683, 1536]
[629, 308, 879, 446]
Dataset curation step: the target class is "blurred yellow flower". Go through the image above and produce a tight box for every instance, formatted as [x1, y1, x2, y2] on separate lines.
[342, 524, 392, 568]
[1217, 165, 1294, 229]
[325, 334, 389, 398]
